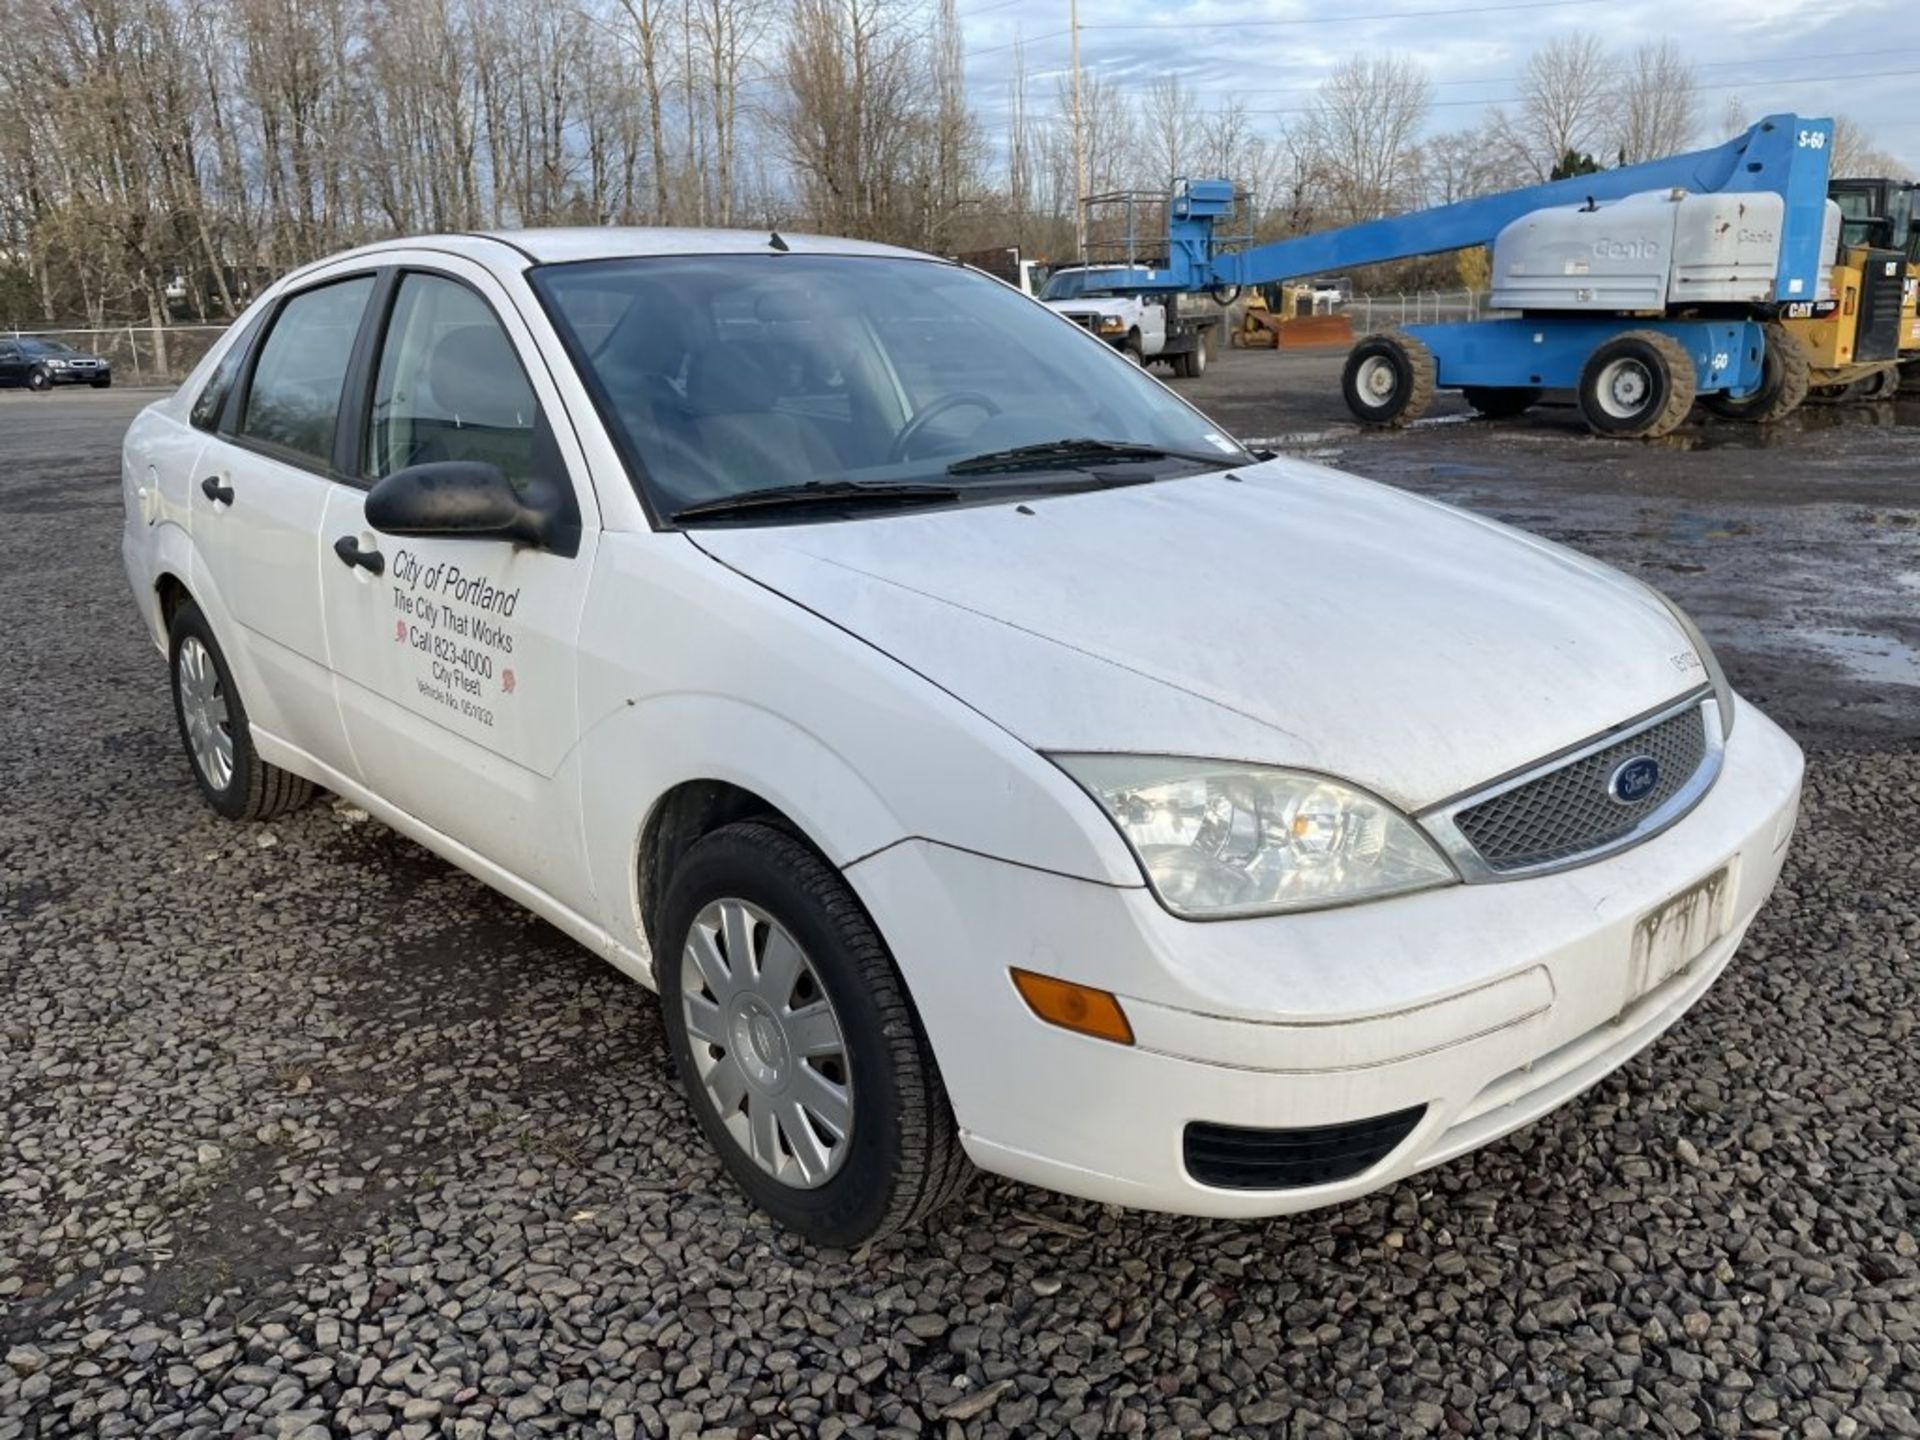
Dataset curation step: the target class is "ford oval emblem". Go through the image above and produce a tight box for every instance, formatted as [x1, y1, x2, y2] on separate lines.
[1608, 755, 1662, 805]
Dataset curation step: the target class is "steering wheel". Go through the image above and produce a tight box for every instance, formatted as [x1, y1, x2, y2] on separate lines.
[889, 391, 1002, 462]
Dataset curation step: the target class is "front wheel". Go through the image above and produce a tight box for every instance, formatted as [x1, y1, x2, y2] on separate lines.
[168, 600, 314, 820]
[1120, 333, 1145, 365]
[1577, 331, 1696, 438]
[658, 821, 970, 1245]
[91, 376, 112, 390]
[1342, 331, 1435, 426]
[26, 368, 50, 392]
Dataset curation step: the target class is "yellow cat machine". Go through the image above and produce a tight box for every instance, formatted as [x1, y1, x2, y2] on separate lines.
[1827, 177, 1918, 393]
[1708, 181, 1912, 418]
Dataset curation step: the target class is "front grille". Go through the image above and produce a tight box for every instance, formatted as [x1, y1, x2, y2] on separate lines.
[1452, 704, 1708, 873]
[1184, 1107, 1426, 1190]
[1062, 312, 1099, 330]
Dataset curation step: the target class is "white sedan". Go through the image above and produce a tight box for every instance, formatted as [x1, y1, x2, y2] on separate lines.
[121, 228, 1804, 1244]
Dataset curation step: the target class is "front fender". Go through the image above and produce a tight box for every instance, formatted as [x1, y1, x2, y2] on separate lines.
[576, 691, 912, 952]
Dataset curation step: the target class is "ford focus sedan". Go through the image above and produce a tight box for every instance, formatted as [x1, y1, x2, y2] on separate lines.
[121, 229, 1803, 1245]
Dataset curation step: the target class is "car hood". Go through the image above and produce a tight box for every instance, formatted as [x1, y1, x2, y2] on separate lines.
[688, 458, 1703, 811]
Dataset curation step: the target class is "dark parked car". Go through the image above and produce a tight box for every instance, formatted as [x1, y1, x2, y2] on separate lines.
[0, 337, 112, 391]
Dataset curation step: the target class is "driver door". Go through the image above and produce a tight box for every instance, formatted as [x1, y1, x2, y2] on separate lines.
[316, 263, 601, 916]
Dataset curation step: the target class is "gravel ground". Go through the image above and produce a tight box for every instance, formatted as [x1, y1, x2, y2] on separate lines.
[2, 385, 1918, 1439]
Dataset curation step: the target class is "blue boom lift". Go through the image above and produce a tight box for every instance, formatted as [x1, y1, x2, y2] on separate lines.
[1107, 114, 1838, 438]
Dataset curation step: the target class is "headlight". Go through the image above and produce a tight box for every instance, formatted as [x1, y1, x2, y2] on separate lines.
[1098, 316, 1125, 332]
[1642, 585, 1735, 738]
[1055, 755, 1457, 918]
[47, 358, 69, 368]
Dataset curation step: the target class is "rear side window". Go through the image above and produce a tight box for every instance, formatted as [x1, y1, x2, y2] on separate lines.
[365, 273, 540, 482]
[239, 276, 375, 464]
[190, 317, 263, 432]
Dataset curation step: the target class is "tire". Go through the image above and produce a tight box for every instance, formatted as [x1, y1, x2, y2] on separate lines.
[167, 599, 315, 821]
[1461, 385, 1540, 419]
[658, 821, 970, 1246]
[1859, 366, 1901, 402]
[1901, 359, 1920, 396]
[26, 367, 50, 392]
[1700, 322, 1808, 422]
[1121, 333, 1144, 365]
[1171, 342, 1207, 380]
[1577, 330, 1696, 438]
[91, 376, 112, 390]
[1341, 330, 1435, 427]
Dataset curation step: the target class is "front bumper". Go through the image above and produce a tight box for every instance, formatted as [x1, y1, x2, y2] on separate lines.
[46, 364, 110, 384]
[846, 697, 1803, 1217]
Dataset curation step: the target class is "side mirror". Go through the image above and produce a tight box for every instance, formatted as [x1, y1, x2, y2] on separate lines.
[365, 461, 577, 555]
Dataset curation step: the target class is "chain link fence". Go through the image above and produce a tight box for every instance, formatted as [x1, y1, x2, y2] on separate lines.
[5, 325, 231, 386]
[1344, 291, 1495, 331]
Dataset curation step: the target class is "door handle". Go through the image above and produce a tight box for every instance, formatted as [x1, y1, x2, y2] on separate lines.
[333, 535, 385, 576]
[200, 476, 234, 505]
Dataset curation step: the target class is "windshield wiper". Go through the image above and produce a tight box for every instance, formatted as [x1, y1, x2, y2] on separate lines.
[946, 437, 1241, 476]
[671, 479, 962, 522]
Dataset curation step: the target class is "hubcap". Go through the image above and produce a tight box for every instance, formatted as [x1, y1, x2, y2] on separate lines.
[1598, 358, 1654, 419]
[176, 637, 235, 791]
[680, 898, 853, 1190]
[1356, 355, 1398, 406]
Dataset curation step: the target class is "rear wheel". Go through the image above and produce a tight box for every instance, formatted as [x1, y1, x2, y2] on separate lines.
[1577, 331, 1696, 438]
[1172, 342, 1208, 379]
[1700, 322, 1808, 422]
[1859, 366, 1902, 402]
[1341, 331, 1435, 427]
[658, 821, 970, 1245]
[1461, 385, 1540, 419]
[168, 600, 314, 821]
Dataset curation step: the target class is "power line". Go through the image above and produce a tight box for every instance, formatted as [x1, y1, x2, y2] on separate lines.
[1082, 0, 1617, 29]
[1223, 46, 1920, 95]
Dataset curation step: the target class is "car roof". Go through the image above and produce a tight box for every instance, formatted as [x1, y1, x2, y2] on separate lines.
[294, 228, 938, 280]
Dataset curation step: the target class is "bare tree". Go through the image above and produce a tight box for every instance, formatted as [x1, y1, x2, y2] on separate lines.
[1611, 40, 1696, 164]
[1301, 55, 1431, 223]
[1493, 32, 1611, 180]
[1143, 74, 1198, 189]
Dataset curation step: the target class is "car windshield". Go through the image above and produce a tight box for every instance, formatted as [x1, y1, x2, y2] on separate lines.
[532, 253, 1243, 519]
[1039, 268, 1153, 301]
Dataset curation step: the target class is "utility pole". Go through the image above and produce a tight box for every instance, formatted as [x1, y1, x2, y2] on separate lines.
[1070, 0, 1086, 260]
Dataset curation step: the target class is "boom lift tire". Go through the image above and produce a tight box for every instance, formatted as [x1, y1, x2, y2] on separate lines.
[1577, 331, 1696, 439]
[1700, 322, 1809, 423]
[1342, 331, 1435, 427]
[1859, 366, 1902, 402]
[1461, 386, 1541, 419]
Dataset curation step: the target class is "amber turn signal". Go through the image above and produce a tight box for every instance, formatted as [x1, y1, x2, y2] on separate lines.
[1010, 969, 1134, 1045]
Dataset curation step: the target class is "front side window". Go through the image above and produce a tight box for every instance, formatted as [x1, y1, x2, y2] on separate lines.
[239, 275, 375, 465]
[533, 254, 1241, 520]
[365, 273, 541, 482]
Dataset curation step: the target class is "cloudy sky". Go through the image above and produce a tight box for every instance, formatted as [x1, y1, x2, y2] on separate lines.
[954, 0, 1919, 173]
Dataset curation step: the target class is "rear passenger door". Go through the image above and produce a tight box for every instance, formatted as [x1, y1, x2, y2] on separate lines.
[192, 272, 375, 773]
[316, 263, 601, 915]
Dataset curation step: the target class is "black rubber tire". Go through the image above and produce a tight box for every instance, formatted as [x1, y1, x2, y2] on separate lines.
[1342, 330, 1435, 426]
[26, 368, 50, 392]
[1461, 385, 1541, 419]
[91, 376, 112, 390]
[1700, 322, 1808, 422]
[1901, 359, 1920, 396]
[1121, 333, 1144, 366]
[1577, 331, 1696, 438]
[1171, 343, 1206, 379]
[657, 821, 970, 1246]
[1859, 366, 1902, 402]
[167, 599, 315, 822]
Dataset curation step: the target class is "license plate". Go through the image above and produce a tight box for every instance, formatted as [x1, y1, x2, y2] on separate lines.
[1629, 865, 1733, 999]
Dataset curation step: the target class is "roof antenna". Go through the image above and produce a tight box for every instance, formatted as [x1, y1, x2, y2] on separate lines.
[768, 230, 790, 252]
